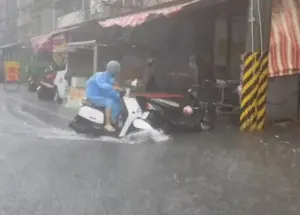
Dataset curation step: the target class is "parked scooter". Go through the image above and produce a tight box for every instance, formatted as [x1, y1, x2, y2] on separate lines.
[36, 73, 56, 101]
[28, 76, 39, 92]
[69, 88, 155, 138]
[53, 65, 69, 104]
[137, 88, 216, 133]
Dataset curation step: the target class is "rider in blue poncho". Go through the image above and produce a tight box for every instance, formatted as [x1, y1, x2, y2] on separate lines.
[86, 61, 121, 132]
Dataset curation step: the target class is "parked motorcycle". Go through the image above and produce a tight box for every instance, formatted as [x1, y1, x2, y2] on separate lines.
[69, 88, 154, 138]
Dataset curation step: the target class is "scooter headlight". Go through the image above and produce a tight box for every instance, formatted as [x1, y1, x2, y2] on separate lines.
[145, 103, 155, 110]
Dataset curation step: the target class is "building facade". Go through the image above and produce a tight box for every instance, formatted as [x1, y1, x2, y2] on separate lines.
[16, 0, 33, 39]
[0, 0, 179, 43]
[0, 0, 17, 44]
[54, 0, 87, 29]
[0, 0, 7, 42]
[14, 0, 177, 41]
[90, 0, 175, 19]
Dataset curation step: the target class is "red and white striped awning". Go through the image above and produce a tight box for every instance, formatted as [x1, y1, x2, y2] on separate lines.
[31, 33, 53, 52]
[269, 0, 300, 77]
[30, 27, 76, 52]
[99, 0, 201, 28]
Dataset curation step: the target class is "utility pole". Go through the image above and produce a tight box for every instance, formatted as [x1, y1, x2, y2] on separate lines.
[52, 0, 56, 30]
[81, 0, 88, 21]
[225, 0, 232, 78]
[245, 0, 273, 51]
[240, 0, 273, 131]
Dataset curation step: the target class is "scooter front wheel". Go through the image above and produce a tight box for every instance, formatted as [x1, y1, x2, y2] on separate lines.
[28, 84, 37, 92]
[37, 90, 43, 100]
[198, 114, 215, 131]
[200, 121, 213, 131]
[160, 122, 172, 134]
[54, 90, 63, 104]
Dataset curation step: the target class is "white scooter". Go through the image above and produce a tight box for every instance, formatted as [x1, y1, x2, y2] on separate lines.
[69, 88, 154, 137]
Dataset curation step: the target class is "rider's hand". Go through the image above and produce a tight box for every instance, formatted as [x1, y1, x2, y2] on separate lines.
[113, 85, 120, 91]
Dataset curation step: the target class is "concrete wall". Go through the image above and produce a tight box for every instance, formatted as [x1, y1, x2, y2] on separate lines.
[68, 51, 94, 78]
[267, 75, 299, 120]
[17, 0, 32, 8]
[41, 8, 54, 33]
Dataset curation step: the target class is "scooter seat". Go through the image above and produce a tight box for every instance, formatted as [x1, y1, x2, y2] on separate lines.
[81, 100, 106, 111]
[151, 99, 180, 108]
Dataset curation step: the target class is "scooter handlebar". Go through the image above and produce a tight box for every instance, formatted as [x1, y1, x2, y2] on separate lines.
[118, 87, 131, 97]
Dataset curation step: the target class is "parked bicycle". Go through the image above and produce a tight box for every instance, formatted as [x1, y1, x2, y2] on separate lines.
[192, 79, 241, 124]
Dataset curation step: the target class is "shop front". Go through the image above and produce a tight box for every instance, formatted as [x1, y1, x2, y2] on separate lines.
[95, 0, 249, 97]
[48, 0, 249, 108]
[96, 0, 249, 91]
[0, 41, 32, 84]
[266, 0, 300, 121]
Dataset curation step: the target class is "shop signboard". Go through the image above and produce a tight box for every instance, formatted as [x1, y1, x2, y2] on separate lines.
[4, 61, 20, 82]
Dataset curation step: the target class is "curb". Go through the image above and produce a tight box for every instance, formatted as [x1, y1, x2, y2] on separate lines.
[64, 96, 82, 109]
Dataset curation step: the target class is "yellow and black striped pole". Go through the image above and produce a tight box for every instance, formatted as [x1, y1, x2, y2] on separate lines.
[241, 0, 272, 132]
[240, 52, 269, 132]
[256, 52, 269, 131]
[240, 52, 261, 131]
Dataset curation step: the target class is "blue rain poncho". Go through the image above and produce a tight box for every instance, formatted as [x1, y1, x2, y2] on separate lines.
[86, 71, 121, 121]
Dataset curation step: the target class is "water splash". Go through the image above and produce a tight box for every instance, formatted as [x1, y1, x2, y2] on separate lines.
[0, 102, 169, 143]
[123, 129, 170, 144]
[35, 127, 170, 144]
[0, 115, 169, 144]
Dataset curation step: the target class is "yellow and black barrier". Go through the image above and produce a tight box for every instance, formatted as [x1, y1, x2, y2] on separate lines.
[240, 52, 269, 132]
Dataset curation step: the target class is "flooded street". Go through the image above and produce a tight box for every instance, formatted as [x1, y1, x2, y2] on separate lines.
[0, 87, 300, 214]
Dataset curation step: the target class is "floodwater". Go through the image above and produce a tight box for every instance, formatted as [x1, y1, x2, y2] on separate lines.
[0, 94, 169, 144]
[1, 87, 300, 214]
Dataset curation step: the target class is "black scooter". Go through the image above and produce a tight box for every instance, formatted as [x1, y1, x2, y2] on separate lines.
[28, 76, 39, 92]
[137, 89, 216, 133]
[36, 74, 56, 101]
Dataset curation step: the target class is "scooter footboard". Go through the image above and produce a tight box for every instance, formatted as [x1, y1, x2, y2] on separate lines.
[69, 119, 88, 133]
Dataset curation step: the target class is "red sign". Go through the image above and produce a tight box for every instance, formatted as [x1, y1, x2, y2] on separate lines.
[4, 61, 20, 82]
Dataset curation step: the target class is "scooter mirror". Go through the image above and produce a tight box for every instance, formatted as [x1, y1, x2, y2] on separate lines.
[125, 88, 131, 97]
